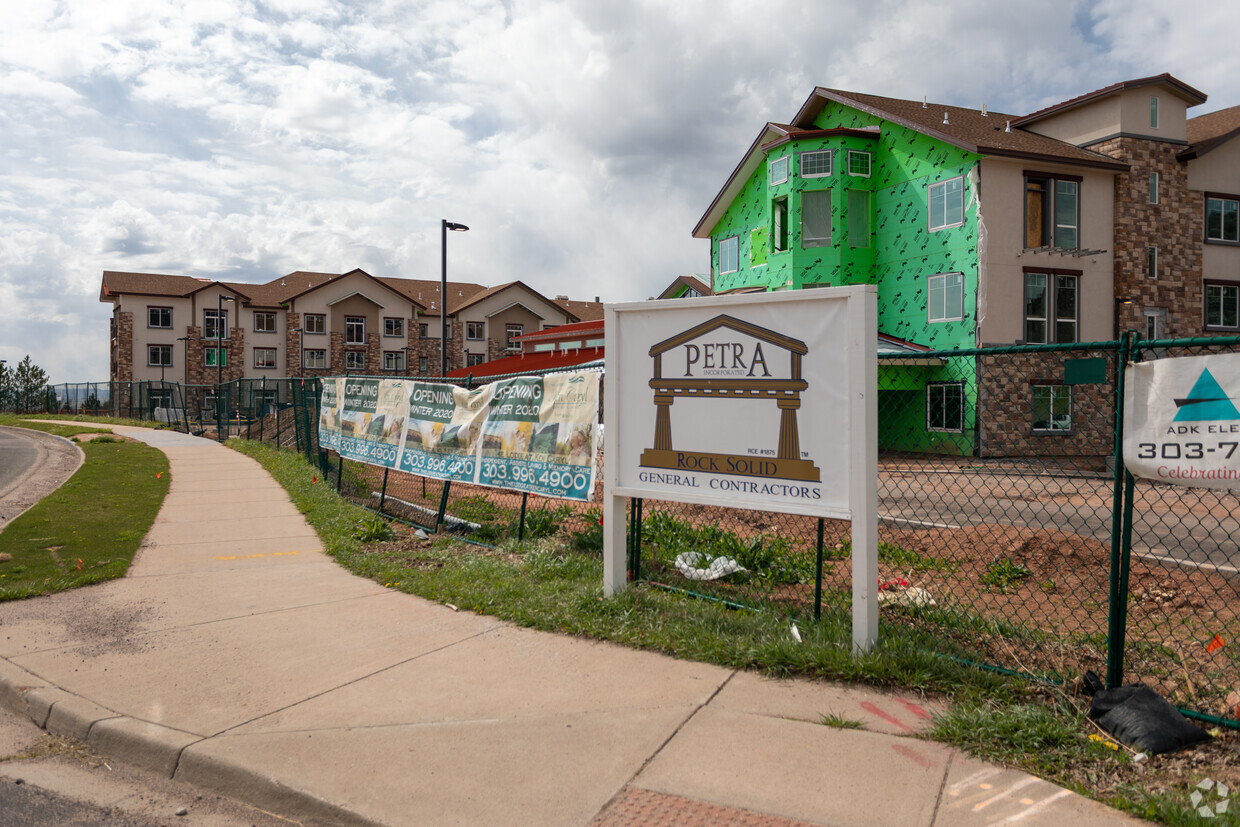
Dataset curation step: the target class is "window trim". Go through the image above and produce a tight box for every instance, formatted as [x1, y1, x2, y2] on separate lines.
[344, 316, 366, 345]
[926, 382, 965, 433]
[147, 307, 172, 329]
[1205, 280, 1240, 330]
[1149, 172, 1159, 205]
[1031, 384, 1073, 435]
[799, 150, 833, 178]
[927, 272, 964, 323]
[466, 321, 485, 341]
[253, 311, 276, 334]
[505, 323, 524, 351]
[772, 196, 789, 252]
[1205, 193, 1240, 244]
[1147, 246, 1158, 280]
[147, 345, 173, 367]
[769, 154, 789, 186]
[801, 189, 831, 249]
[304, 313, 326, 335]
[204, 347, 227, 367]
[203, 309, 228, 340]
[253, 347, 277, 369]
[718, 236, 739, 275]
[383, 351, 404, 371]
[383, 317, 404, 338]
[1022, 268, 1081, 344]
[846, 150, 871, 178]
[344, 350, 366, 371]
[1150, 96, 1159, 129]
[418, 356, 429, 373]
[303, 349, 326, 369]
[466, 352, 485, 368]
[928, 176, 965, 232]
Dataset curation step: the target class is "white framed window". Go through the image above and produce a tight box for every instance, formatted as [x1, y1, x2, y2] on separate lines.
[928, 273, 964, 322]
[345, 351, 365, 370]
[345, 316, 365, 344]
[1143, 308, 1166, 340]
[253, 347, 277, 369]
[418, 322, 430, 338]
[1149, 172, 1159, 205]
[1206, 281, 1240, 329]
[929, 177, 965, 231]
[304, 313, 326, 334]
[505, 323, 524, 350]
[1147, 247, 1158, 280]
[846, 151, 871, 177]
[466, 321, 485, 340]
[147, 345, 172, 366]
[719, 236, 739, 274]
[926, 383, 964, 432]
[769, 154, 789, 185]
[304, 349, 326, 369]
[418, 356, 429, 373]
[1206, 197, 1240, 243]
[467, 353, 485, 367]
[800, 150, 832, 178]
[204, 347, 227, 367]
[383, 351, 404, 371]
[1024, 271, 1078, 344]
[253, 311, 276, 333]
[1032, 385, 1072, 433]
[148, 307, 172, 328]
[203, 309, 228, 339]
[1150, 96, 1159, 129]
[801, 190, 831, 248]
[383, 317, 403, 337]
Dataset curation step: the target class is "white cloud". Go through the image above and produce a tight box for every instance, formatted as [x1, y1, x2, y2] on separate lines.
[3, 0, 1240, 381]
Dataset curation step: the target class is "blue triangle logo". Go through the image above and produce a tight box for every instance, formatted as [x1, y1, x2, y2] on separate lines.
[1173, 369, 1240, 421]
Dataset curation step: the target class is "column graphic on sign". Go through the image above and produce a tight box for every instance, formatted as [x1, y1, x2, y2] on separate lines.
[641, 314, 821, 482]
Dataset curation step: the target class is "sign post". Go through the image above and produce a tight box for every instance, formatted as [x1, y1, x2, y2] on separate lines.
[603, 286, 878, 652]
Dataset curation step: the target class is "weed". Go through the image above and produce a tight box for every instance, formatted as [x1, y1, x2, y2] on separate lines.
[820, 713, 864, 729]
[355, 515, 394, 542]
[980, 557, 1031, 593]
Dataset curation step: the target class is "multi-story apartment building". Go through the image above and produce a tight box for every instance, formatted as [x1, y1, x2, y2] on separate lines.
[101, 268, 602, 388]
[693, 73, 1239, 456]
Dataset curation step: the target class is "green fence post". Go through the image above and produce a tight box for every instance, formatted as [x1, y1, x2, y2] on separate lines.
[815, 518, 825, 621]
[435, 481, 452, 533]
[1106, 331, 1136, 689]
[337, 453, 345, 494]
[518, 492, 528, 542]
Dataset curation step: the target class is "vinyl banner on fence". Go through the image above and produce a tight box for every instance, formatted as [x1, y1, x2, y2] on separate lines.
[319, 371, 600, 500]
[1124, 353, 1240, 489]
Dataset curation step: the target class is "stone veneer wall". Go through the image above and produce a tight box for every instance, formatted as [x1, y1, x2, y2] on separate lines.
[113, 312, 132, 382]
[1094, 137, 1204, 337]
[977, 350, 1116, 461]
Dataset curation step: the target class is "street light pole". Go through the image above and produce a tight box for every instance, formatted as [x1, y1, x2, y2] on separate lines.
[441, 219, 469, 377]
[216, 294, 236, 441]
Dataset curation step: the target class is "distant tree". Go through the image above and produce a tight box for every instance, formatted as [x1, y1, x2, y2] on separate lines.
[0, 361, 11, 411]
[12, 355, 50, 413]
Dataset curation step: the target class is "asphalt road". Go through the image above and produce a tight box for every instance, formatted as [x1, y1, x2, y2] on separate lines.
[0, 428, 41, 492]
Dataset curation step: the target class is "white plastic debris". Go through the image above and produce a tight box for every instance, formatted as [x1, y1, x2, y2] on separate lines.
[791, 623, 802, 644]
[877, 586, 937, 608]
[1200, 779, 1217, 791]
[674, 552, 747, 581]
[415, 528, 429, 540]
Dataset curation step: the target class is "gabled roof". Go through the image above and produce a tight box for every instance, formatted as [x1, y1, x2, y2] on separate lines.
[656, 274, 713, 299]
[1012, 73, 1207, 128]
[1181, 104, 1240, 161]
[100, 271, 212, 301]
[281, 268, 425, 311]
[453, 280, 581, 323]
[694, 87, 1128, 238]
[376, 277, 489, 316]
[553, 297, 604, 321]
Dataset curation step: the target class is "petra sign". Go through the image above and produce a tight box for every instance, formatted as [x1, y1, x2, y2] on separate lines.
[603, 287, 879, 651]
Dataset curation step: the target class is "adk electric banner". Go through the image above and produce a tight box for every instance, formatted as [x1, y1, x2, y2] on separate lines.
[319, 371, 600, 500]
[1124, 353, 1240, 489]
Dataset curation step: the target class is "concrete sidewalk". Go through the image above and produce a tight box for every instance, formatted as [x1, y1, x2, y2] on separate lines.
[0, 427, 1142, 826]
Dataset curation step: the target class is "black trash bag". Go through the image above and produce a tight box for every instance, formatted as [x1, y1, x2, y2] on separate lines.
[1081, 671, 1210, 755]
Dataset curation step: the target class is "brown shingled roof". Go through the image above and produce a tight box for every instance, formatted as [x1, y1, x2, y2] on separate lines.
[1182, 104, 1240, 161]
[100, 271, 212, 301]
[376, 277, 489, 316]
[1013, 73, 1207, 127]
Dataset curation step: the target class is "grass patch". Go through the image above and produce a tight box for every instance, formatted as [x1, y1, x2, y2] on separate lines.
[0, 440, 169, 599]
[820, 713, 864, 729]
[0, 414, 114, 439]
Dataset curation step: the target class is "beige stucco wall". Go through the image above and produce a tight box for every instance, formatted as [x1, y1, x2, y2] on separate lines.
[1021, 96, 1121, 146]
[1119, 89, 1188, 143]
[122, 295, 193, 381]
[289, 273, 415, 367]
[977, 159, 1116, 344]
[1019, 88, 1190, 147]
[1188, 141, 1240, 194]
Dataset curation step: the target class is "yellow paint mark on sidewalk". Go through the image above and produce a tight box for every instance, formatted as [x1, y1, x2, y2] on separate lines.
[212, 551, 314, 561]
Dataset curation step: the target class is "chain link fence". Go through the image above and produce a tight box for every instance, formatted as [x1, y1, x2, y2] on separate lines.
[53, 338, 1240, 726]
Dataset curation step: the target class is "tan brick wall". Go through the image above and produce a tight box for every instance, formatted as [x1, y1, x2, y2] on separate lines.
[1095, 137, 1204, 337]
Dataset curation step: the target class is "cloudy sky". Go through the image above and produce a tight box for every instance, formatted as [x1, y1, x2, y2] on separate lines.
[2, 0, 1238, 381]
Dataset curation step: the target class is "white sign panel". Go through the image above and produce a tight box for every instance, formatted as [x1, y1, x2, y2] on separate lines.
[609, 292, 856, 518]
[603, 286, 878, 652]
[1124, 353, 1240, 489]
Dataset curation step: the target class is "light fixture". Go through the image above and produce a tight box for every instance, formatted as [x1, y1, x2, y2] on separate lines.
[441, 219, 470, 377]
